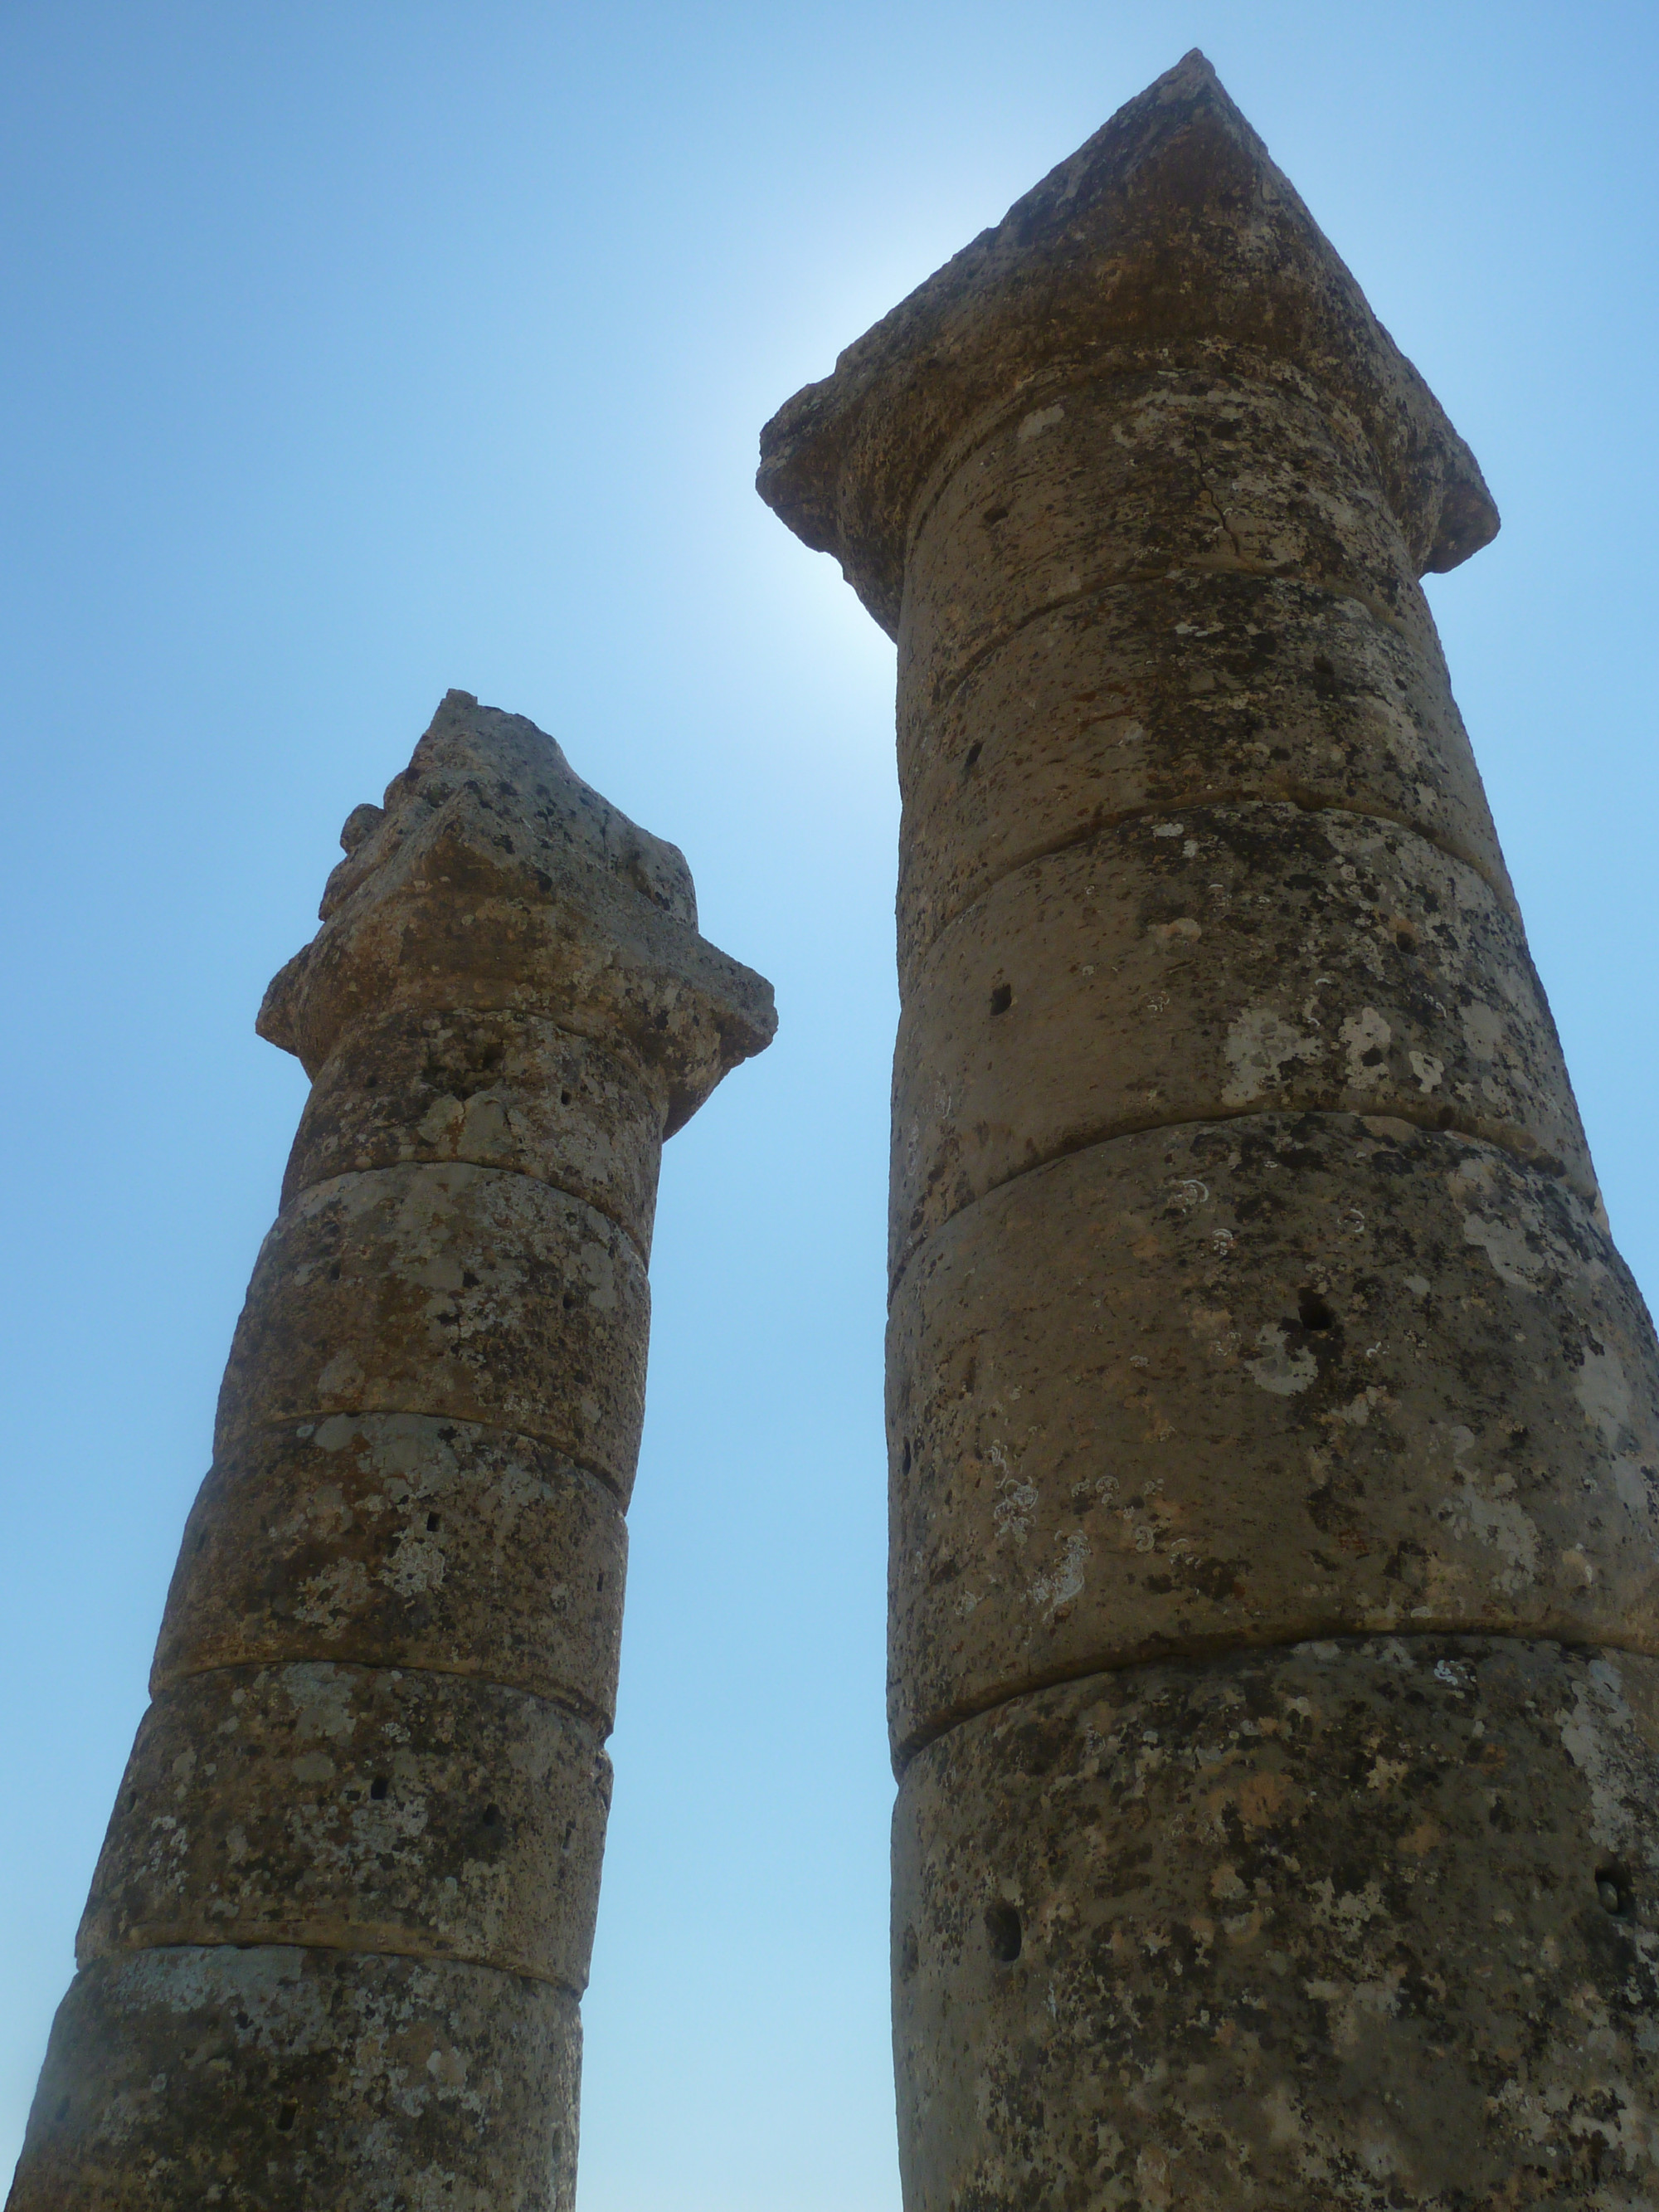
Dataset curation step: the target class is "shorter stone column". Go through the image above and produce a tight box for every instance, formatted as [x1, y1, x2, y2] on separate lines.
[8, 691, 774, 2211]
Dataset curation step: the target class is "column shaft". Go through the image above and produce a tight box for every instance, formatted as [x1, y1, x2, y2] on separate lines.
[7, 691, 774, 2210]
[760, 50, 1659, 2206]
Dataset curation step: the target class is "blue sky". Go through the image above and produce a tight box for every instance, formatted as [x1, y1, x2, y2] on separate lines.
[2, 3, 1655, 2205]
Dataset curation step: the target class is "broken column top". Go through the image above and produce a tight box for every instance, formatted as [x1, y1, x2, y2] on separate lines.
[322, 688, 702, 929]
[757, 50, 1499, 636]
[259, 690, 776, 1133]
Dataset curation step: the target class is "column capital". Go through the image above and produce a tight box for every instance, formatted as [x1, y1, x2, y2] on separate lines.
[258, 691, 776, 1133]
[758, 49, 1497, 636]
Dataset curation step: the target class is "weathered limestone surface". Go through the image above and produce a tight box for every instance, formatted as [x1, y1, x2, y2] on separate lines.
[891, 805, 1588, 1274]
[760, 46, 1659, 2210]
[896, 566, 1511, 989]
[154, 1416, 625, 1720]
[79, 1663, 610, 1986]
[215, 1162, 650, 1490]
[285, 1008, 665, 1256]
[888, 1114, 1659, 1755]
[260, 695, 763, 1137]
[8, 691, 775, 2209]
[902, 367, 1430, 695]
[757, 71, 1498, 634]
[9, 1947, 580, 2212]
[895, 1638, 1659, 2211]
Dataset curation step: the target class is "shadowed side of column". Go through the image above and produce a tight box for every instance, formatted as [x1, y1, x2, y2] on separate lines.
[7, 691, 775, 2212]
[760, 51, 1659, 2210]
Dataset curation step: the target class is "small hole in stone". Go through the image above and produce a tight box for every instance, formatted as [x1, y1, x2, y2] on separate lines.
[898, 1925, 919, 1980]
[1313, 655, 1336, 676]
[596, 1572, 606, 1591]
[982, 504, 1010, 527]
[561, 1090, 572, 1106]
[1597, 1864, 1632, 1917]
[985, 1903, 1022, 1963]
[53, 2097, 71, 2126]
[1297, 1289, 1335, 1332]
[562, 1292, 578, 1310]
[426, 1513, 440, 1532]
[902, 1438, 912, 1474]
[963, 741, 983, 772]
[1394, 927, 1417, 953]
[989, 984, 1013, 1017]
[369, 1776, 389, 1801]
[276, 2102, 299, 2133]
[481, 1804, 501, 1827]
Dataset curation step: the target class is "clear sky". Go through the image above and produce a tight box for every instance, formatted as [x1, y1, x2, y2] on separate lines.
[1, 2, 1655, 2205]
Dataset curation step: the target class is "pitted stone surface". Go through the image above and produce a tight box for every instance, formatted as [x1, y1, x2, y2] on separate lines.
[80, 1662, 609, 1988]
[759, 42, 1645, 2212]
[285, 1008, 665, 1257]
[260, 692, 776, 1132]
[894, 1639, 1659, 2212]
[888, 1117, 1659, 1758]
[328, 691, 699, 928]
[893, 805, 1588, 1274]
[902, 365, 1428, 705]
[8, 1946, 580, 2212]
[757, 55, 1497, 631]
[216, 1162, 649, 1489]
[7, 691, 776, 2212]
[896, 567, 1510, 988]
[153, 1415, 625, 1722]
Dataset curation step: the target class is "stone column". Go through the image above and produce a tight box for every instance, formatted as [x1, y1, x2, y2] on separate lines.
[761, 54, 1659, 2207]
[7, 691, 775, 2211]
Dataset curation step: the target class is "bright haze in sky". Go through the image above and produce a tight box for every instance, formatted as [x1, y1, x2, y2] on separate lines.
[1, 3, 1655, 2205]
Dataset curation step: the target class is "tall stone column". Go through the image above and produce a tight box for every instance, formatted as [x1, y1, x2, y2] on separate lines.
[8, 691, 775, 2210]
[761, 54, 1659, 2207]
